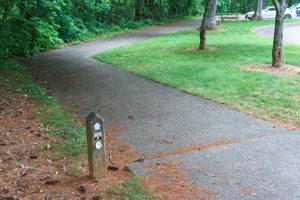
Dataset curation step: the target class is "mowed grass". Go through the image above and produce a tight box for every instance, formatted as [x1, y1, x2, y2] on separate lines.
[95, 21, 300, 128]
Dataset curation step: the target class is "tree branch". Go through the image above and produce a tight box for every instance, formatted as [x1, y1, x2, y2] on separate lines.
[272, 0, 280, 11]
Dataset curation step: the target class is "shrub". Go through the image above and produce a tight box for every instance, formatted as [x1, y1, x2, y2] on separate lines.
[0, 17, 62, 57]
[29, 18, 63, 51]
[55, 13, 87, 42]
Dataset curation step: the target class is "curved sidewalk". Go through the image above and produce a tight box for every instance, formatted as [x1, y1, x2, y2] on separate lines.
[19, 19, 299, 199]
[254, 22, 300, 45]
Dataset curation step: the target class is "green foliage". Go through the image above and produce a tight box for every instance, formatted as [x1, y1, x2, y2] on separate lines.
[0, 17, 62, 57]
[55, 13, 86, 42]
[39, 143, 47, 152]
[96, 21, 300, 127]
[15, 160, 22, 168]
[0, 0, 203, 58]
[29, 18, 63, 51]
[107, 178, 156, 200]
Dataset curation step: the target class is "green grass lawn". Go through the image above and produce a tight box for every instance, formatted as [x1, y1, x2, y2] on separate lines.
[95, 21, 300, 128]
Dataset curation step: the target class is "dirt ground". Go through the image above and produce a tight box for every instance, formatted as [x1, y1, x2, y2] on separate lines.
[0, 86, 142, 200]
[1, 85, 213, 200]
[245, 63, 300, 76]
[143, 161, 216, 200]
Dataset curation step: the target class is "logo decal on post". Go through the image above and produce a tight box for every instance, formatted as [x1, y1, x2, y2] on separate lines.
[94, 123, 101, 131]
[96, 141, 102, 149]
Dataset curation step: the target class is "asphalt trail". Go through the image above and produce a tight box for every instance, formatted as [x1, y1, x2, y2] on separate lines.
[19, 20, 300, 200]
[254, 22, 300, 45]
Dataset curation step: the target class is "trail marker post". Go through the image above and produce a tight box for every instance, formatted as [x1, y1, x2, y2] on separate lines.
[86, 112, 107, 178]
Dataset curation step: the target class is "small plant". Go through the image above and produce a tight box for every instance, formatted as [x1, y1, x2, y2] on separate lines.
[15, 160, 22, 168]
[68, 164, 83, 176]
[107, 178, 156, 200]
[39, 143, 47, 152]
[34, 111, 42, 118]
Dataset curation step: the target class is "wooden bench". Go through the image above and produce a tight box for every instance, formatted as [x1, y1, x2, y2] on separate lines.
[217, 13, 241, 22]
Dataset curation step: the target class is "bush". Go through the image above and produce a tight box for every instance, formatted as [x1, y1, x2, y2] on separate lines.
[0, 18, 62, 58]
[55, 13, 89, 42]
[30, 18, 63, 51]
[0, 19, 32, 57]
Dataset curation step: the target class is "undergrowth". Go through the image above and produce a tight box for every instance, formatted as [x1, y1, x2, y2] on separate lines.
[0, 59, 86, 160]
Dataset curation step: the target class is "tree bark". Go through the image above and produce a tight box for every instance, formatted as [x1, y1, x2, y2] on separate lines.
[272, 14, 284, 67]
[207, 0, 217, 30]
[199, 0, 217, 49]
[272, 0, 287, 68]
[135, 0, 142, 21]
[199, 29, 206, 49]
[199, 0, 209, 49]
[251, 0, 263, 21]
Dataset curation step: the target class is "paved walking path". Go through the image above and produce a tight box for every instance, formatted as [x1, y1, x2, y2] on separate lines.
[254, 22, 300, 45]
[19, 20, 300, 199]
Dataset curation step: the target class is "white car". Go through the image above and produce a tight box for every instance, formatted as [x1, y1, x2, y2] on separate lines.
[290, 3, 300, 17]
[245, 6, 297, 20]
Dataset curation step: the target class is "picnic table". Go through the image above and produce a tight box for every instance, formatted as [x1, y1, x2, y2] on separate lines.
[217, 13, 241, 22]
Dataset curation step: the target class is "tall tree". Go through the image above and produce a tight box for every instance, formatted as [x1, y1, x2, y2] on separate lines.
[272, 0, 287, 68]
[135, 0, 142, 20]
[251, 0, 263, 21]
[199, 0, 217, 49]
[207, 0, 217, 30]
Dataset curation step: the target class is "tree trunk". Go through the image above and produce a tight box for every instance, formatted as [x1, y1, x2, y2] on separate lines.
[199, 29, 206, 49]
[199, 0, 216, 49]
[252, 0, 263, 21]
[135, 0, 142, 21]
[207, 0, 217, 30]
[199, 0, 209, 49]
[272, 0, 287, 68]
[272, 13, 284, 67]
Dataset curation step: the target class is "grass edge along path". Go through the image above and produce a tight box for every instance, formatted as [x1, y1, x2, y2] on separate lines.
[0, 59, 155, 199]
[95, 20, 300, 129]
[58, 16, 196, 49]
[0, 59, 85, 159]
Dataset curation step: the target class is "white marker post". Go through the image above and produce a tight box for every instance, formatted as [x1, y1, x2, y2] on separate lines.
[86, 112, 107, 178]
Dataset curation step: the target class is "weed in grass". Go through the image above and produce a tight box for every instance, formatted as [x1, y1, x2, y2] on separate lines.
[107, 178, 156, 200]
[96, 21, 300, 128]
[39, 144, 47, 152]
[47, 125, 86, 158]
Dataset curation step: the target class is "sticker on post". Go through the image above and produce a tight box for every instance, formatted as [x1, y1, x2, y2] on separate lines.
[95, 141, 102, 149]
[94, 123, 101, 131]
[94, 132, 103, 140]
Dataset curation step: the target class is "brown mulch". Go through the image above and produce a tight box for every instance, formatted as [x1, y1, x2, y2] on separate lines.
[147, 140, 239, 160]
[0, 86, 141, 200]
[0, 84, 230, 200]
[240, 187, 258, 196]
[143, 161, 217, 200]
[139, 141, 241, 200]
[185, 46, 219, 52]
